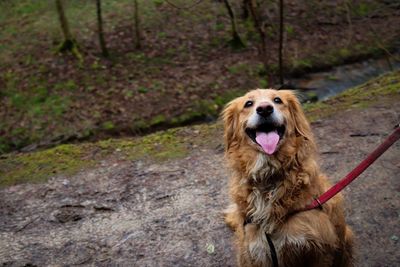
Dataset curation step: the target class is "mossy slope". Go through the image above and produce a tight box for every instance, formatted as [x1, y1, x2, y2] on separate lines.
[1, 71, 399, 188]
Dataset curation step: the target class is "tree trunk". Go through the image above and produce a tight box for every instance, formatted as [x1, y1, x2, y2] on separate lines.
[55, 0, 74, 51]
[96, 0, 109, 57]
[248, 0, 268, 69]
[241, 0, 250, 19]
[134, 0, 141, 49]
[248, 0, 266, 53]
[223, 0, 245, 49]
[55, 0, 72, 41]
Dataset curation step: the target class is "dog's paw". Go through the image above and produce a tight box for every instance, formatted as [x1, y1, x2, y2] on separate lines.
[223, 204, 240, 231]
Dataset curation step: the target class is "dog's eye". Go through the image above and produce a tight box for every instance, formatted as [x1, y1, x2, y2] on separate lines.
[244, 100, 253, 108]
[273, 97, 282, 104]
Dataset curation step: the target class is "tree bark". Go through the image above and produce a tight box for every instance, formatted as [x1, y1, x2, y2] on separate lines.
[134, 0, 141, 49]
[223, 0, 245, 49]
[241, 0, 250, 19]
[247, 0, 269, 73]
[224, 0, 245, 48]
[248, 0, 266, 54]
[55, 0, 74, 51]
[96, 0, 109, 57]
[55, 0, 72, 41]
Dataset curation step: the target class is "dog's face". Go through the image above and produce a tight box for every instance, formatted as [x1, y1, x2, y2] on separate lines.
[222, 89, 312, 156]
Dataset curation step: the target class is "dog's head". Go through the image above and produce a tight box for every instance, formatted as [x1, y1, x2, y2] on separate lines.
[222, 89, 314, 159]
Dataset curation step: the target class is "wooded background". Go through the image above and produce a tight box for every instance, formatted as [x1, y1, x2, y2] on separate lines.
[0, 0, 399, 154]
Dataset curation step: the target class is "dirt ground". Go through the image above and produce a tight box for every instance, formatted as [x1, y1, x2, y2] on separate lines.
[0, 97, 399, 266]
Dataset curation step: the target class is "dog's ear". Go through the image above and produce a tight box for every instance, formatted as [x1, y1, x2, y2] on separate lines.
[221, 99, 239, 151]
[285, 91, 313, 141]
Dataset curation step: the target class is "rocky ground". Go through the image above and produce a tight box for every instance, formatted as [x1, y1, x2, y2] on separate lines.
[0, 87, 399, 266]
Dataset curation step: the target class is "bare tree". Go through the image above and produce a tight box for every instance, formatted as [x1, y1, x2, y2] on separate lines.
[247, 0, 268, 66]
[133, 0, 141, 49]
[223, 0, 245, 49]
[96, 0, 109, 57]
[243, 0, 285, 86]
[55, 0, 80, 57]
[241, 0, 250, 19]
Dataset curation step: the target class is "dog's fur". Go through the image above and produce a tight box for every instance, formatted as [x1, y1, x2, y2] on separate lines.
[222, 89, 353, 267]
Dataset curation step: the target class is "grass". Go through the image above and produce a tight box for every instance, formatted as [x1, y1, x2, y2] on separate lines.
[0, 70, 72, 153]
[1, 70, 399, 188]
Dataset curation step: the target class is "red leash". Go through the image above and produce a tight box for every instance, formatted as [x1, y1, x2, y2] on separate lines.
[304, 125, 400, 211]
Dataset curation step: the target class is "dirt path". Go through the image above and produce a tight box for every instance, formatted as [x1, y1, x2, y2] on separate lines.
[0, 98, 399, 266]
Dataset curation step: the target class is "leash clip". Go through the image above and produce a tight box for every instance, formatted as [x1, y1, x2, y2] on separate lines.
[313, 197, 323, 210]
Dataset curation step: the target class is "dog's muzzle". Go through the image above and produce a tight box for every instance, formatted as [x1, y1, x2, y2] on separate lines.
[245, 115, 285, 155]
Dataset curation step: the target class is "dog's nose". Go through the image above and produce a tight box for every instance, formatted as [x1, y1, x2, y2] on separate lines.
[256, 104, 274, 117]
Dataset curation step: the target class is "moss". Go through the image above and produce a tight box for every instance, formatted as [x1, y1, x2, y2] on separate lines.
[122, 122, 222, 161]
[97, 127, 190, 161]
[150, 114, 166, 127]
[339, 48, 351, 58]
[57, 39, 83, 62]
[304, 92, 319, 103]
[292, 58, 312, 69]
[327, 75, 338, 81]
[102, 121, 115, 130]
[138, 87, 149, 94]
[0, 144, 94, 187]
[0, 138, 11, 155]
[0, 121, 224, 188]
[132, 119, 148, 130]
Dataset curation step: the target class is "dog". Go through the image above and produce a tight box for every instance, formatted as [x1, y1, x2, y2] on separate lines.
[222, 89, 353, 267]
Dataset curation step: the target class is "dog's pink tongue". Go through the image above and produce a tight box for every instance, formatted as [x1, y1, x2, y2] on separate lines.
[255, 131, 280, 155]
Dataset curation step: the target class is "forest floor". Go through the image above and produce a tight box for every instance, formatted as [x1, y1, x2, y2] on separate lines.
[1, 0, 400, 153]
[0, 72, 399, 266]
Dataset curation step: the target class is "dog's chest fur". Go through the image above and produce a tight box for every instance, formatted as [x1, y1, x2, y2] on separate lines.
[246, 154, 281, 229]
[244, 155, 308, 265]
[245, 186, 309, 265]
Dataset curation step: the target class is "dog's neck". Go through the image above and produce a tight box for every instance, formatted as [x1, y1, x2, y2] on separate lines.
[249, 154, 283, 182]
[245, 153, 314, 232]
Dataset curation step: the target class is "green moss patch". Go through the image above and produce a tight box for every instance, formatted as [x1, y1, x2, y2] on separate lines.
[0, 144, 94, 187]
[97, 122, 221, 162]
[0, 122, 221, 188]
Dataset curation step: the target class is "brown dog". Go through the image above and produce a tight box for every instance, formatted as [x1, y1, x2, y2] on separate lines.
[222, 89, 353, 267]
